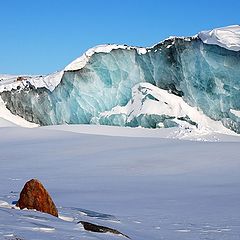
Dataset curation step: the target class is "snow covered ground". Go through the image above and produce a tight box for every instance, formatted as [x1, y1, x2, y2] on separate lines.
[0, 24, 240, 239]
[0, 123, 240, 240]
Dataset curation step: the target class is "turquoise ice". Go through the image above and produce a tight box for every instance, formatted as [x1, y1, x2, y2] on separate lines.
[1, 37, 240, 133]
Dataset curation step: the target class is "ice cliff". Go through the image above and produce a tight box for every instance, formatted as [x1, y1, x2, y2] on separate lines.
[1, 25, 240, 133]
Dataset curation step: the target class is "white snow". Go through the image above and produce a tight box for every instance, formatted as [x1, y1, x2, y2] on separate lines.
[0, 25, 240, 239]
[230, 109, 240, 118]
[44, 124, 240, 142]
[198, 25, 240, 51]
[0, 71, 63, 93]
[136, 47, 147, 54]
[0, 125, 239, 240]
[26, 71, 64, 91]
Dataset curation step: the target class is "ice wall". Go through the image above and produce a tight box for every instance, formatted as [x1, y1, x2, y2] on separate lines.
[1, 35, 240, 133]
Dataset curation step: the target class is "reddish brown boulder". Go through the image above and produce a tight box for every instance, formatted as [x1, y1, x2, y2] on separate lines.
[16, 179, 58, 217]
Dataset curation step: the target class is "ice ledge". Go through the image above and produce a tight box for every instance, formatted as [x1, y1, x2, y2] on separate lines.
[198, 25, 240, 51]
[65, 44, 147, 71]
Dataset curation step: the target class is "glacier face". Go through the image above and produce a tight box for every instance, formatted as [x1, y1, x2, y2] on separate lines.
[93, 82, 228, 132]
[1, 28, 240, 133]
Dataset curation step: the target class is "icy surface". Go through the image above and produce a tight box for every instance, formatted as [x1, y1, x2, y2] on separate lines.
[1, 26, 240, 133]
[199, 25, 240, 51]
[0, 97, 37, 128]
[93, 82, 233, 134]
[65, 44, 147, 71]
[0, 125, 240, 240]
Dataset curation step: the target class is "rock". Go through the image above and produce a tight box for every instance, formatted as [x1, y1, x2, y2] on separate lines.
[79, 221, 130, 238]
[16, 179, 58, 217]
[16, 76, 27, 81]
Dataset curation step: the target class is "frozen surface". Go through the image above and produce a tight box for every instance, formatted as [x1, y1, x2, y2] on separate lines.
[199, 25, 240, 51]
[0, 97, 37, 128]
[1, 25, 240, 240]
[1, 25, 240, 133]
[44, 124, 240, 142]
[93, 83, 234, 135]
[65, 44, 147, 71]
[0, 125, 240, 240]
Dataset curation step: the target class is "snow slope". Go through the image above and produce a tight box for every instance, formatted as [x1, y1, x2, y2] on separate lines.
[0, 125, 240, 240]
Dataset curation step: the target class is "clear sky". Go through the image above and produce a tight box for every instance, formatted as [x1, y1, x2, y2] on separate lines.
[1, 0, 240, 75]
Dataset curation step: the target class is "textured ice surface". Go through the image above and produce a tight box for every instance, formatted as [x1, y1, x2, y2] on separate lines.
[93, 83, 231, 134]
[1, 26, 240, 133]
[65, 44, 147, 71]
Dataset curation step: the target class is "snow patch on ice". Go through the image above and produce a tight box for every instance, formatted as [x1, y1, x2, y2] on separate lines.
[65, 44, 147, 71]
[0, 71, 63, 93]
[198, 25, 240, 51]
[96, 83, 234, 135]
[230, 109, 240, 118]
[27, 71, 63, 91]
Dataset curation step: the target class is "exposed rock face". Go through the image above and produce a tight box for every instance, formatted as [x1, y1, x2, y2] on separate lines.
[79, 221, 130, 238]
[16, 179, 58, 217]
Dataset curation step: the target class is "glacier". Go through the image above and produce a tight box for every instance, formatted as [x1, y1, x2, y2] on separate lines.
[1, 25, 240, 133]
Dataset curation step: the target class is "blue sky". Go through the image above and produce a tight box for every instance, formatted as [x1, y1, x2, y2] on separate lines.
[0, 0, 240, 75]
